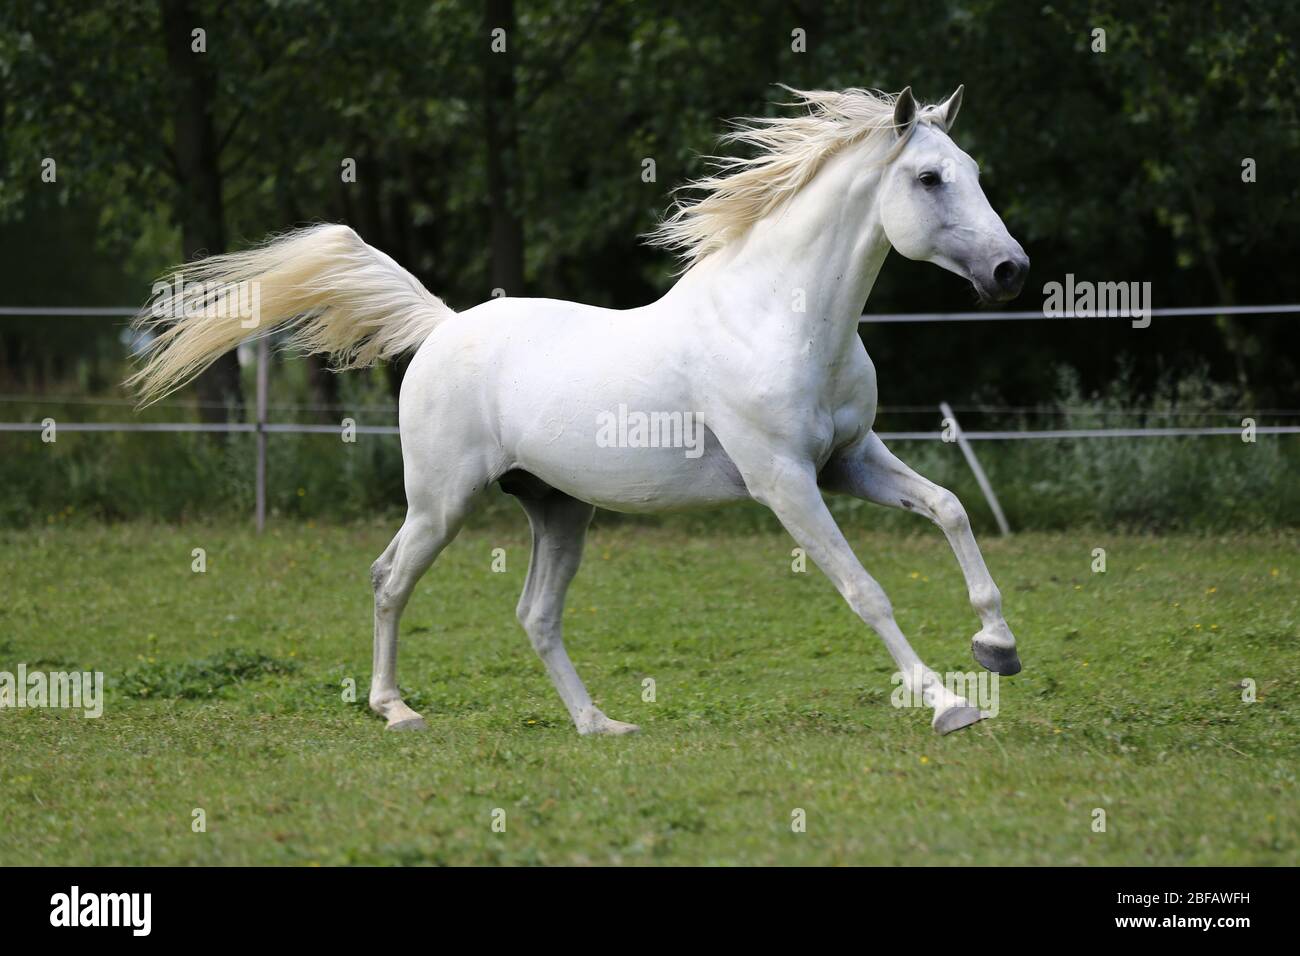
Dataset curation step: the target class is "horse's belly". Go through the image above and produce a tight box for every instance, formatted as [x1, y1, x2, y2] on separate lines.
[515, 427, 750, 513]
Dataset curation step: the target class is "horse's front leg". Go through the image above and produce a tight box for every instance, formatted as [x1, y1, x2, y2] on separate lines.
[820, 431, 1021, 675]
[742, 456, 984, 735]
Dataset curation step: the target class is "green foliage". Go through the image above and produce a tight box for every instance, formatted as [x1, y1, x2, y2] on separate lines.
[982, 365, 1300, 531]
[1, 0, 1297, 403]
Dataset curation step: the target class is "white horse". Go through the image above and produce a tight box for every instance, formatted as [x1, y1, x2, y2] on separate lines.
[130, 85, 1029, 737]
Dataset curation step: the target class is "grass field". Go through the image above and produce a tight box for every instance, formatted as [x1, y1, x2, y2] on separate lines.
[1, 519, 1296, 865]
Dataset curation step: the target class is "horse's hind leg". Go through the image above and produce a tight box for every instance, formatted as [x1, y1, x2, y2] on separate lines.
[821, 431, 1021, 675]
[514, 489, 639, 736]
[369, 481, 480, 730]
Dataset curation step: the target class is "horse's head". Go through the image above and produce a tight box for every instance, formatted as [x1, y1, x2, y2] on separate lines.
[877, 86, 1029, 304]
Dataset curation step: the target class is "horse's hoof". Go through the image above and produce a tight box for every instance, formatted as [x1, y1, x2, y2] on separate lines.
[933, 705, 985, 735]
[387, 716, 428, 732]
[579, 716, 641, 736]
[598, 719, 641, 736]
[973, 639, 1022, 676]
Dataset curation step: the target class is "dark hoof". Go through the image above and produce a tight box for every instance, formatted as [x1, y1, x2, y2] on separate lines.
[973, 641, 1022, 676]
[933, 705, 985, 735]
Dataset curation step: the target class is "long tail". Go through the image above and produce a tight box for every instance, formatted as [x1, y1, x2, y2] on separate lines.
[126, 223, 455, 405]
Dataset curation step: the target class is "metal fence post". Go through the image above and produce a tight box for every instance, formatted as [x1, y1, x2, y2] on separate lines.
[255, 339, 269, 533]
[939, 401, 1011, 537]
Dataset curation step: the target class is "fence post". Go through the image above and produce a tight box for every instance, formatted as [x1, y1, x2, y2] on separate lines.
[255, 338, 269, 533]
[939, 401, 1011, 537]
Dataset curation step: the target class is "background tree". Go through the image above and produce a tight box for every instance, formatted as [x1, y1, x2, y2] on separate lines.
[1, 0, 1296, 409]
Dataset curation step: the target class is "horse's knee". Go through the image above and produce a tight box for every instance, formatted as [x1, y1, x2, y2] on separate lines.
[370, 555, 399, 610]
[370, 557, 389, 594]
[931, 488, 969, 531]
[372, 558, 415, 617]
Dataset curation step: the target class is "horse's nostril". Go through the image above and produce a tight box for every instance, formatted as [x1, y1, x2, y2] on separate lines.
[993, 259, 1025, 292]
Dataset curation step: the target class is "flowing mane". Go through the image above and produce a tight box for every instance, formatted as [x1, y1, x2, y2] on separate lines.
[647, 86, 944, 266]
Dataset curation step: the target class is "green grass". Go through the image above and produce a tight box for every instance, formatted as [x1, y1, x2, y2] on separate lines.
[0, 519, 1296, 865]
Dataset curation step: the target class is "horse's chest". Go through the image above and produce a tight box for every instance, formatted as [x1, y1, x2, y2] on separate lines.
[787, 354, 879, 460]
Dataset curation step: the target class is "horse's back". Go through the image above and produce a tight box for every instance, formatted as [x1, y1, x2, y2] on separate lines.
[399, 296, 750, 511]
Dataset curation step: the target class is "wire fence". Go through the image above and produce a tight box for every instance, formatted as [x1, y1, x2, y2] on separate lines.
[7, 393, 1300, 421]
[5, 421, 1299, 440]
[4, 303, 1298, 531]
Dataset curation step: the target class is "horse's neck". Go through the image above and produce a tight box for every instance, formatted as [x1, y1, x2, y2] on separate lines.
[670, 144, 891, 360]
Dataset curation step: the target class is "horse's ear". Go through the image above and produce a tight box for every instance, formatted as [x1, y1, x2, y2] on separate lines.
[893, 86, 917, 138]
[937, 84, 964, 132]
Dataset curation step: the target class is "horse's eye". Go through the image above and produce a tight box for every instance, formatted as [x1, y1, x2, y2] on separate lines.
[918, 170, 941, 188]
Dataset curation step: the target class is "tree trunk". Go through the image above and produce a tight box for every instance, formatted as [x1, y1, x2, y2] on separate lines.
[482, 0, 525, 299]
[161, 0, 243, 420]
